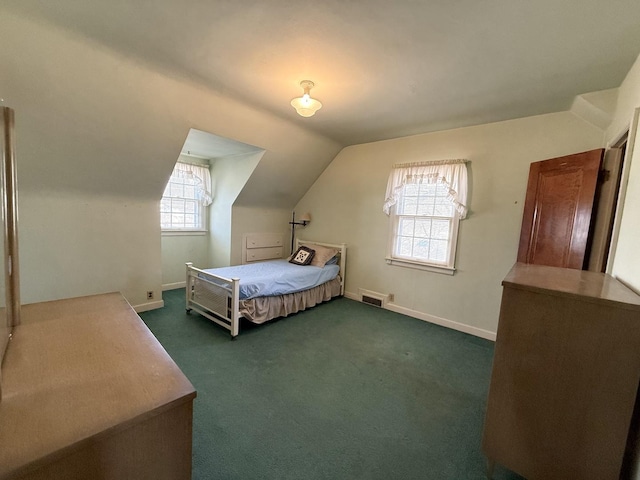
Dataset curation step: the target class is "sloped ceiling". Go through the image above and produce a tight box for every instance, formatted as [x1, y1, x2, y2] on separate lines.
[3, 0, 640, 146]
[0, 10, 341, 207]
[181, 129, 263, 160]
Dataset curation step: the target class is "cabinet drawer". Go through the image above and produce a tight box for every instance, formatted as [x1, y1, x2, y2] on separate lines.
[246, 247, 283, 262]
[246, 233, 283, 249]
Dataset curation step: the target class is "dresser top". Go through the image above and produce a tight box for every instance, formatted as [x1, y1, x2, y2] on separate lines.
[0, 292, 196, 478]
[503, 263, 640, 309]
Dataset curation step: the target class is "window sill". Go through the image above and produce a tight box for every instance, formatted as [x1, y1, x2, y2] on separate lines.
[385, 257, 455, 275]
[162, 230, 207, 237]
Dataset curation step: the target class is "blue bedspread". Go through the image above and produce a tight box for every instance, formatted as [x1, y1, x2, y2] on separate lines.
[203, 260, 340, 300]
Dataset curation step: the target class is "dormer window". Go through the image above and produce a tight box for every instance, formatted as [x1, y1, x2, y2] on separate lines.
[160, 161, 212, 233]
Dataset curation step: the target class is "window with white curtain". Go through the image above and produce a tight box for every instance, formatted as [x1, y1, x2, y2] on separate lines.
[383, 159, 469, 274]
[161, 161, 213, 232]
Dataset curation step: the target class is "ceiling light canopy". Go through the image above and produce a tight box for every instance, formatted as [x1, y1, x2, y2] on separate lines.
[290, 80, 322, 117]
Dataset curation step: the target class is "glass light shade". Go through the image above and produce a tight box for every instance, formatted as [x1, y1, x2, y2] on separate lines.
[291, 80, 322, 117]
[290, 95, 322, 117]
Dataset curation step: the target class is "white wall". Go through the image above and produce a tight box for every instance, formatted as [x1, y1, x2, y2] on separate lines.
[607, 53, 640, 294]
[607, 54, 640, 142]
[161, 234, 210, 289]
[20, 191, 162, 308]
[0, 10, 340, 309]
[296, 112, 604, 337]
[209, 152, 264, 268]
[230, 206, 291, 266]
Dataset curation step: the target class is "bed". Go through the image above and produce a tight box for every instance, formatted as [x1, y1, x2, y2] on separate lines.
[185, 239, 346, 337]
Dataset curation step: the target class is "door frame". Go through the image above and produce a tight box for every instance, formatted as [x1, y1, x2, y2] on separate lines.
[605, 107, 639, 275]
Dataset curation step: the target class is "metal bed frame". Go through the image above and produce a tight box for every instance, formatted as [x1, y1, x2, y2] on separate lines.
[185, 239, 346, 338]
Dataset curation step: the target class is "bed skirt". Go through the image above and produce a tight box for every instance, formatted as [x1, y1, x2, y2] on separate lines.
[239, 277, 342, 324]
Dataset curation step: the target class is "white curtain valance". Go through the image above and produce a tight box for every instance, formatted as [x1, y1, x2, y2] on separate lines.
[173, 161, 213, 206]
[383, 159, 469, 218]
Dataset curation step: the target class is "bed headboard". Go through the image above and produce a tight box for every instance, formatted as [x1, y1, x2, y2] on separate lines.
[295, 239, 347, 296]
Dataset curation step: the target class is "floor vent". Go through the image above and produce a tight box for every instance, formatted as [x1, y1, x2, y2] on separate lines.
[358, 289, 389, 308]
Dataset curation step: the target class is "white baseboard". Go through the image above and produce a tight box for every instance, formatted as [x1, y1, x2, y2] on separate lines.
[344, 291, 496, 341]
[344, 292, 360, 301]
[163, 281, 186, 291]
[133, 299, 164, 313]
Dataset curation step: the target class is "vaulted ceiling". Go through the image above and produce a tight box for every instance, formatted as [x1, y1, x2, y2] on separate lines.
[5, 0, 640, 146]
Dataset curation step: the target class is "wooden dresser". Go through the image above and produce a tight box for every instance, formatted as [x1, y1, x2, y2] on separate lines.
[483, 263, 640, 480]
[0, 293, 196, 480]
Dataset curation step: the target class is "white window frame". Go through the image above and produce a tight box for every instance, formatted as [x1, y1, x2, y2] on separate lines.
[386, 181, 460, 274]
[383, 160, 468, 275]
[161, 161, 211, 234]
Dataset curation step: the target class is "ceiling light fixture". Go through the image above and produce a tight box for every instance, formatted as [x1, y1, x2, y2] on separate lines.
[290, 80, 322, 117]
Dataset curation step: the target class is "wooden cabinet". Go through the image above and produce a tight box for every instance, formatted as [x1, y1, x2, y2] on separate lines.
[0, 293, 196, 480]
[483, 263, 640, 480]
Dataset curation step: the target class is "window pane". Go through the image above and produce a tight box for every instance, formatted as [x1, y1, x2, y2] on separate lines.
[171, 198, 185, 212]
[414, 218, 431, 238]
[424, 195, 436, 205]
[413, 238, 430, 259]
[184, 200, 196, 214]
[400, 196, 418, 215]
[416, 200, 435, 216]
[434, 193, 449, 204]
[434, 204, 454, 217]
[436, 182, 449, 195]
[160, 198, 171, 213]
[172, 213, 185, 225]
[404, 184, 419, 196]
[184, 185, 196, 198]
[429, 239, 449, 262]
[398, 237, 413, 256]
[431, 219, 451, 239]
[419, 182, 437, 195]
[399, 217, 415, 236]
[169, 183, 184, 198]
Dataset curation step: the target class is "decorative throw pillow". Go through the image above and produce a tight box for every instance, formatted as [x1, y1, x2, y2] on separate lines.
[289, 246, 316, 265]
[305, 244, 340, 267]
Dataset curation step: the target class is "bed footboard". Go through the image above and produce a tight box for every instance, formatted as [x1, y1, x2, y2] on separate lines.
[185, 262, 240, 337]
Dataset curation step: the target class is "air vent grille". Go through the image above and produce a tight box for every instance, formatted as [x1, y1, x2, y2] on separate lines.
[362, 295, 383, 307]
[358, 289, 389, 308]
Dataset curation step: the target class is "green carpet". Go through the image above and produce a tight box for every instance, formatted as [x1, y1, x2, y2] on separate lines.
[141, 289, 523, 480]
